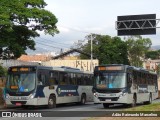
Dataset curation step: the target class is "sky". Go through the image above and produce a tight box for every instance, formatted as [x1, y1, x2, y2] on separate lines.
[30, 0, 160, 54]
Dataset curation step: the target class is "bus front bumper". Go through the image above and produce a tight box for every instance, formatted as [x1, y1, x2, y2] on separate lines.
[93, 92, 132, 104]
[6, 98, 38, 106]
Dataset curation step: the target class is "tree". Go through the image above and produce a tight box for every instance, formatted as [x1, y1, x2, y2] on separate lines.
[0, 0, 59, 59]
[0, 65, 7, 77]
[145, 49, 160, 60]
[79, 34, 129, 65]
[125, 36, 152, 67]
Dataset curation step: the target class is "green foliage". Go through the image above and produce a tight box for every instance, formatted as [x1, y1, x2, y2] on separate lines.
[126, 103, 160, 111]
[0, 0, 59, 59]
[125, 36, 152, 67]
[79, 34, 129, 65]
[0, 65, 7, 77]
[145, 50, 160, 60]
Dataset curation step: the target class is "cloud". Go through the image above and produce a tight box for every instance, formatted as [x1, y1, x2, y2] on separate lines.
[57, 26, 70, 32]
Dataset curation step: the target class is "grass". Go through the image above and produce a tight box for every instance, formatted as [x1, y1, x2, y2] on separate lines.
[84, 103, 160, 120]
[125, 103, 160, 111]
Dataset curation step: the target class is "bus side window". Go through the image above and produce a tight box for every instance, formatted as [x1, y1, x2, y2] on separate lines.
[135, 72, 138, 84]
[81, 74, 84, 85]
[146, 74, 148, 84]
[141, 73, 145, 84]
[38, 74, 46, 85]
[77, 74, 80, 85]
[138, 72, 141, 84]
[151, 75, 154, 85]
[154, 75, 157, 85]
[84, 74, 91, 85]
[133, 71, 137, 84]
[59, 72, 68, 85]
[89, 74, 93, 85]
[50, 71, 58, 85]
[84, 75, 88, 85]
[127, 73, 132, 86]
[77, 74, 83, 85]
[144, 73, 147, 84]
[68, 73, 76, 85]
[149, 75, 152, 85]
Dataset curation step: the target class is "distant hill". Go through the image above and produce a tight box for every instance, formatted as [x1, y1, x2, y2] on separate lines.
[151, 45, 160, 50]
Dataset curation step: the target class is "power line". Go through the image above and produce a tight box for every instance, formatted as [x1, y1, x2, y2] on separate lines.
[38, 37, 72, 46]
[36, 39, 70, 48]
[35, 41, 69, 49]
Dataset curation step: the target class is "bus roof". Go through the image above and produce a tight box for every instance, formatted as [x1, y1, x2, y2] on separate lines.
[9, 65, 92, 74]
[94, 64, 157, 75]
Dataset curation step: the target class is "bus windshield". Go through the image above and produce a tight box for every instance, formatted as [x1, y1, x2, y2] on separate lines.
[6, 73, 36, 92]
[94, 72, 126, 89]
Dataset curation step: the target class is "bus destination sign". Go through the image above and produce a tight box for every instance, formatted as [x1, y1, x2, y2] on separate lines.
[98, 66, 123, 71]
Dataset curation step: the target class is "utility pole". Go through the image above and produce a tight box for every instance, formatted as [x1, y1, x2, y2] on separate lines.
[91, 33, 93, 72]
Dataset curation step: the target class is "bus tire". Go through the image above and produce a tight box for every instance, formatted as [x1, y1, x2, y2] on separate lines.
[80, 94, 86, 105]
[131, 94, 136, 107]
[103, 103, 109, 108]
[48, 95, 56, 109]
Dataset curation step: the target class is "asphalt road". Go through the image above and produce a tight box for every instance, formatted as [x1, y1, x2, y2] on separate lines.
[0, 98, 160, 120]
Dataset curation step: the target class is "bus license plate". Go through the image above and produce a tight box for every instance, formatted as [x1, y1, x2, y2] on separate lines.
[16, 103, 22, 106]
[105, 99, 111, 101]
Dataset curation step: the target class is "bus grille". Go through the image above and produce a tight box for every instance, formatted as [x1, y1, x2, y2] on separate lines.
[96, 89, 121, 93]
[11, 101, 27, 105]
[98, 97, 119, 101]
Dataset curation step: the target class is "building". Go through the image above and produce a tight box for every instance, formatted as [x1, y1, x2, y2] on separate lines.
[143, 59, 160, 72]
[18, 54, 52, 62]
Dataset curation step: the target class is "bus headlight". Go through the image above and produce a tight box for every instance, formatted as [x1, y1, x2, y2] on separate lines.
[94, 93, 98, 97]
[29, 93, 36, 99]
[119, 92, 126, 98]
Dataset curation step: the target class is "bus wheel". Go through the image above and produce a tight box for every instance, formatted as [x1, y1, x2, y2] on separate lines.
[48, 95, 56, 109]
[103, 103, 109, 108]
[131, 94, 136, 107]
[80, 94, 86, 105]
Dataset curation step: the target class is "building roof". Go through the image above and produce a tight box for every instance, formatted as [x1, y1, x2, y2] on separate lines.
[18, 54, 52, 62]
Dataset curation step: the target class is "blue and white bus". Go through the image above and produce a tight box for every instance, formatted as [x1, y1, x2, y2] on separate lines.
[93, 64, 158, 108]
[5, 65, 93, 108]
